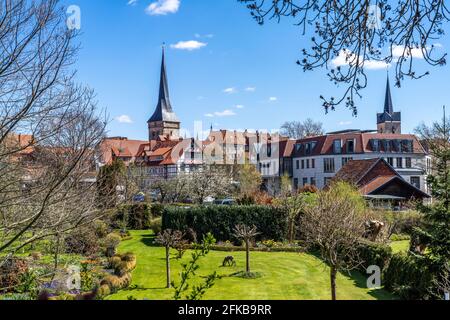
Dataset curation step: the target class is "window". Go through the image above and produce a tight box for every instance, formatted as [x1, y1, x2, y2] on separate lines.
[296, 160, 300, 170]
[306, 159, 310, 169]
[427, 158, 432, 174]
[294, 178, 299, 190]
[346, 139, 355, 153]
[402, 140, 413, 153]
[387, 157, 394, 166]
[333, 139, 342, 154]
[396, 157, 403, 168]
[383, 140, 391, 153]
[310, 177, 316, 186]
[311, 159, 316, 169]
[392, 140, 401, 152]
[406, 157, 412, 168]
[305, 143, 311, 155]
[324, 177, 332, 186]
[371, 139, 380, 152]
[301, 160, 305, 169]
[303, 178, 308, 186]
[324, 158, 335, 173]
[342, 157, 353, 167]
[411, 177, 421, 189]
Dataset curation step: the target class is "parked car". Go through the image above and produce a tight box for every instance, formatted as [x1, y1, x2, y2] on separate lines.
[133, 192, 146, 203]
[214, 198, 235, 206]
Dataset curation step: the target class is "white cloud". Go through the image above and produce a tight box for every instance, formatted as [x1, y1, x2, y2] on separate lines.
[215, 109, 236, 117]
[235, 105, 245, 109]
[269, 97, 278, 102]
[223, 87, 237, 94]
[245, 87, 256, 92]
[127, 0, 138, 6]
[145, 0, 180, 16]
[116, 115, 133, 124]
[392, 45, 424, 59]
[170, 40, 207, 51]
[339, 121, 353, 126]
[206, 109, 237, 118]
[331, 50, 390, 70]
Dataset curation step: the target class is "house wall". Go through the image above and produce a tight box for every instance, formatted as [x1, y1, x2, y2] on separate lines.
[293, 153, 430, 192]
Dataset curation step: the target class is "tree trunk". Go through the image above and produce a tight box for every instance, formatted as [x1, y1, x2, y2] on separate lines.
[165, 246, 171, 288]
[330, 266, 337, 301]
[246, 239, 250, 273]
[51, 233, 61, 281]
[289, 217, 295, 244]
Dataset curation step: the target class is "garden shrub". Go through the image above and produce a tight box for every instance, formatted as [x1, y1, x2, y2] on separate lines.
[102, 233, 122, 257]
[97, 253, 137, 297]
[383, 253, 437, 300]
[0, 258, 29, 293]
[149, 217, 162, 235]
[162, 205, 288, 242]
[151, 203, 165, 217]
[65, 225, 100, 256]
[94, 219, 110, 238]
[383, 210, 424, 235]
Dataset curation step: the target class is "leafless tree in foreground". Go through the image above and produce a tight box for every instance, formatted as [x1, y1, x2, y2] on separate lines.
[155, 230, 185, 288]
[233, 225, 260, 274]
[239, 0, 449, 115]
[0, 0, 107, 267]
[301, 182, 367, 300]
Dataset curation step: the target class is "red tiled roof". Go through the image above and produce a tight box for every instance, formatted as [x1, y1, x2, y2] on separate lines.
[360, 176, 396, 195]
[150, 147, 172, 157]
[99, 138, 148, 164]
[333, 158, 381, 184]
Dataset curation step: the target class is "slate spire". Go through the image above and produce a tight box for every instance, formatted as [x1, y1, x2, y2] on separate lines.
[384, 75, 394, 115]
[148, 45, 179, 123]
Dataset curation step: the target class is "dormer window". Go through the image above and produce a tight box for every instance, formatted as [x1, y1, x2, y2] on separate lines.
[383, 140, 391, 152]
[346, 139, 355, 153]
[370, 139, 380, 152]
[333, 139, 342, 154]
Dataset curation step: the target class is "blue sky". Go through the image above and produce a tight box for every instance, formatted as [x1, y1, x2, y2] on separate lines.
[63, 0, 450, 140]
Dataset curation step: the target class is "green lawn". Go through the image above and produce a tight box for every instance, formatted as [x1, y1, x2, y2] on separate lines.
[107, 230, 395, 300]
[390, 240, 410, 254]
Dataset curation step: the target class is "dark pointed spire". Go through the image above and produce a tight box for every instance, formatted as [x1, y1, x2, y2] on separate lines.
[384, 74, 394, 114]
[148, 45, 179, 123]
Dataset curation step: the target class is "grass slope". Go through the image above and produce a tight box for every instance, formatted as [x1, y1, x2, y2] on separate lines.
[107, 231, 395, 300]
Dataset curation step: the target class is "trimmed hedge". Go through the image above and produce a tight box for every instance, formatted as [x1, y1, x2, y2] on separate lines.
[113, 203, 152, 230]
[356, 240, 393, 273]
[383, 253, 437, 300]
[162, 205, 288, 242]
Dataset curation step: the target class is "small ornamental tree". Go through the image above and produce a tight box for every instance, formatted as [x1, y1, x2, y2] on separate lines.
[233, 225, 260, 274]
[301, 182, 367, 300]
[155, 230, 184, 288]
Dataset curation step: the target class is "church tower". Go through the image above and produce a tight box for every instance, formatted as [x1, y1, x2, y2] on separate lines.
[377, 76, 402, 134]
[148, 46, 181, 140]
